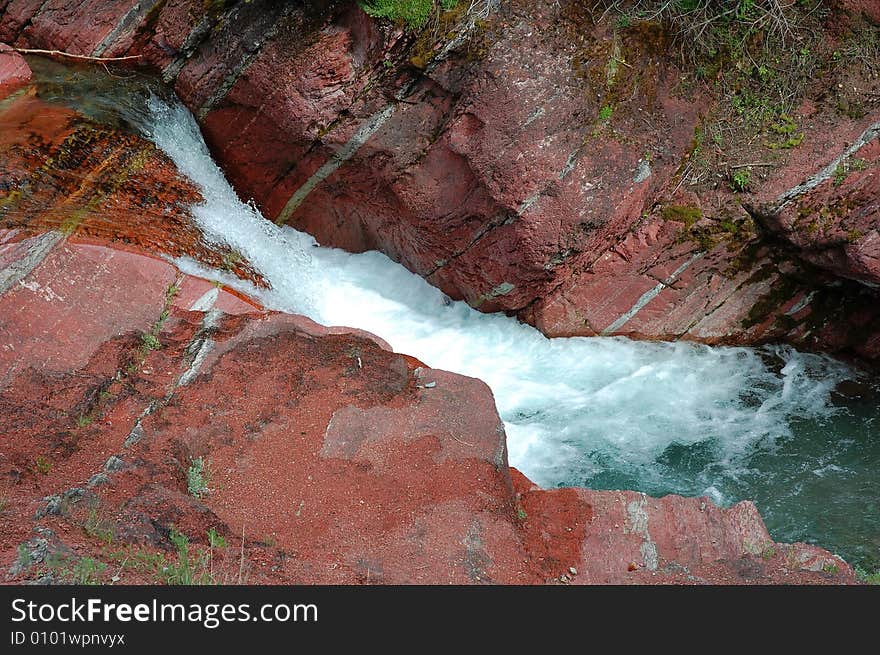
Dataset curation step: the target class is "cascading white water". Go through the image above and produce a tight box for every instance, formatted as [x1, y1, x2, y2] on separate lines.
[144, 96, 850, 488]
[130, 93, 877, 568]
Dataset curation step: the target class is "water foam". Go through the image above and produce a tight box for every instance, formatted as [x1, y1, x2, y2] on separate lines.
[143, 96, 859, 504]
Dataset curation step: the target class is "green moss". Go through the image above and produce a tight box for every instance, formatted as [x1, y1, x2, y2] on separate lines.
[661, 204, 702, 229]
[358, 0, 458, 30]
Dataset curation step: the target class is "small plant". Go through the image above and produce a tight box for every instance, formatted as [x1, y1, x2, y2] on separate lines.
[0, 497, 8, 512]
[35, 455, 52, 476]
[161, 527, 213, 585]
[731, 168, 751, 192]
[822, 562, 840, 575]
[75, 414, 92, 428]
[108, 528, 230, 585]
[833, 158, 868, 186]
[516, 506, 528, 521]
[855, 567, 880, 585]
[187, 457, 210, 498]
[141, 332, 161, 352]
[208, 527, 227, 549]
[597, 104, 613, 122]
[84, 506, 114, 544]
[357, 0, 458, 29]
[164, 282, 180, 303]
[48, 555, 106, 585]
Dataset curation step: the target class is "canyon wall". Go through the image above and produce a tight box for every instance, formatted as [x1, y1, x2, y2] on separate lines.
[0, 0, 878, 362]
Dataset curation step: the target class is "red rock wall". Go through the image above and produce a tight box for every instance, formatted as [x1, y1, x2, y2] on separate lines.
[2, 1, 879, 362]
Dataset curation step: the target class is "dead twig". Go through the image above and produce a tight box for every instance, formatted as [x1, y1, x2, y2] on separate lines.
[730, 162, 775, 169]
[12, 47, 140, 63]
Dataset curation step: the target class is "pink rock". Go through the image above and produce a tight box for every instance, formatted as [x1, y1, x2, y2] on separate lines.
[0, 42, 30, 96]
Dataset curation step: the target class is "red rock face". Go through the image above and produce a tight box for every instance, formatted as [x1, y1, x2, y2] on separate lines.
[0, 42, 30, 95]
[756, 132, 880, 288]
[0, 86, 263, 284]
[841, 0, 880, 24]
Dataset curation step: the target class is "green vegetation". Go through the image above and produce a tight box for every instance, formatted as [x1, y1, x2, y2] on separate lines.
[47, 555, 106, 585]
[822, 562, 840, 575]
[358, 0, 459, 29]
[598, 104, 614, 122]
[595, 0, 877, 190]
[75, 414, 93, 428]
[208, 527, 227, 550]
[84, 506, 114, 545]
[661, 202, 755, 252]
[855, 567, 880, 585]
[833, 158, 868, 186]
[35, 455, 52, 476]
[140, 332, 162, 351]
[516, 506, 528, 521]
[164, 528, 212, 584]
[220, 248, 244, 272]
[846, 228, 864, 244]
[731, 168, 751, 192]
[108, 527, 230, 585]
[128, 281, 179, 373]
[187, 456, 210, 498]
[661, 204, 702, 229]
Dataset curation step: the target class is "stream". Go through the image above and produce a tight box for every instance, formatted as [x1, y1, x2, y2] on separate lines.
[29, 59, 880, 572]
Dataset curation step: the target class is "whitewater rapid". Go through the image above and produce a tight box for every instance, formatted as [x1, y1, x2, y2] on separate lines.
[136, 95, 862, 504]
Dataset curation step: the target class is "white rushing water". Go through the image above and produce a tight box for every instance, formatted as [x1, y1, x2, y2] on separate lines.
[142, 96, 858, 501]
